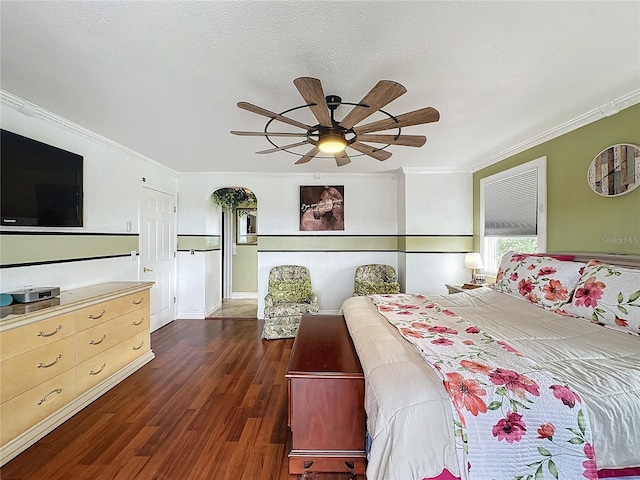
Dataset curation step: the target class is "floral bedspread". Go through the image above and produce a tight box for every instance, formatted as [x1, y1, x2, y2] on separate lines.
[371, 293, 597, 480]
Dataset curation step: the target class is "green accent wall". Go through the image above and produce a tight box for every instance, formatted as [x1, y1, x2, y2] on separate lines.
[0, 233, 139, 267]
[177, 235, 220, 251]
[474, 104, 640, 255]
[258, 235, 472, 252]
[258, 235, 398, 252]
[401, 236, 473, 253]
[232, 244, 258, 292]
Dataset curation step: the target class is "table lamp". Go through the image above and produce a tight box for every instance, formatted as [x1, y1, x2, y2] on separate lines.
[464, 253, 484, 284]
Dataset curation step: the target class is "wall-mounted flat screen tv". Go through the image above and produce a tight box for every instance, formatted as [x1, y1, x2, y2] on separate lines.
[1, 129, 84, 227]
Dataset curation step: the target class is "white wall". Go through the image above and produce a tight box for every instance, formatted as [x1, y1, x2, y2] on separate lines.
[0, 96, 177, 293]
[174, 191, 222, 319]
[176, 250, 205, 319]
[0, 257, 139, 293]
[205, 249, 222, 316]
[400, 169, 474, 294]
[1, 95, 474, 318]
[258, 250, 398, 316]
[405, 253, 471, 295]
[396, 170, 407, 235]
[178, 172, 399, 316]
[403, 169, 473, 235]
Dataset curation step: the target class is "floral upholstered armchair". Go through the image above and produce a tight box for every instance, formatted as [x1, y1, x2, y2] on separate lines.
[353, 264, 401, 296]
[262, 265, 318, 339]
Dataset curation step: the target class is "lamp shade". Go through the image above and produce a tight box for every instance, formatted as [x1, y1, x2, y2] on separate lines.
[464, 253, 484, 270]
[318, 133, 347, 153]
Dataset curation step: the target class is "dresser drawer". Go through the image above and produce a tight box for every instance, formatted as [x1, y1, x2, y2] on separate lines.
[0, 314, 76, 362]
[0, 368, 76, 445]
[1, 335, 76, 403]
[76, 309, 149, 364]
[76, 330, 150, 395]
[74, 291, 149, 332]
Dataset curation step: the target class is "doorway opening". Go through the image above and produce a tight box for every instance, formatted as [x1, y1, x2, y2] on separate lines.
[211, 187, 258, 314]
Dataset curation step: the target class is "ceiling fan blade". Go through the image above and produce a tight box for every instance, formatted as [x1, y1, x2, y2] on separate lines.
[293, 77, 332, 127]
[237, 102, 312, 131]
[353, 107, 440, 135]
[347, 142, 393, 161]
[256, 140, 310, 154]
[356, 134, 426, 147]
[334, 151, 351, 167]
[295, 146, 321, 164]
[338, 80, 407, 129]
[230, 131, 309, 137]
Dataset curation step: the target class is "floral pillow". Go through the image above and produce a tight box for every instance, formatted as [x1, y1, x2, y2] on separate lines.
[492, 252, 585, 310]
[564, 260, 640, 336]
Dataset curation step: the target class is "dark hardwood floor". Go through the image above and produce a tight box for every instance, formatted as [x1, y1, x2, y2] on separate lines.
[1, 319, 366, 480]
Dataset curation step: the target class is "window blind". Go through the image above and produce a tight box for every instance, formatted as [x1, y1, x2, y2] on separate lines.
[484, 169, 538, 236]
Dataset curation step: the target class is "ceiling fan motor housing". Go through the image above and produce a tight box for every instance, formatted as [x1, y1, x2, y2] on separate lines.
[325, 95, 342, 110]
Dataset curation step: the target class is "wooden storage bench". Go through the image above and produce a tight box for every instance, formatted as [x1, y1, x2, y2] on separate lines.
[285, 314, 366, 475]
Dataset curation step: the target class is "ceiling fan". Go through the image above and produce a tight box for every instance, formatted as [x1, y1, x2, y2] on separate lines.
[231, 77, 440, 167]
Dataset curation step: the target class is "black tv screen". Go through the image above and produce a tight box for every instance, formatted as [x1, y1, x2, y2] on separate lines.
[1, 129, 83, 227]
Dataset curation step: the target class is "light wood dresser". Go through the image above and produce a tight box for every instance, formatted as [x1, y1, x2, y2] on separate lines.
[0, 281, 154, 466]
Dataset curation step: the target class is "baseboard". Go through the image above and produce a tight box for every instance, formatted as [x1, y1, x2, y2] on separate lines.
[177, 312, 205, 319]
[205, 301, 222, 317]
[230, 292, 258, 299]
[0, 350, 155, 466]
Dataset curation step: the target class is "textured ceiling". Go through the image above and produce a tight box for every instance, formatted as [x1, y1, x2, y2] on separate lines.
[1, 1, 639, 174]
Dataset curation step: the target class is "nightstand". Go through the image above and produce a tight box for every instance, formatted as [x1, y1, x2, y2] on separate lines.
[445, 283, 484, 294]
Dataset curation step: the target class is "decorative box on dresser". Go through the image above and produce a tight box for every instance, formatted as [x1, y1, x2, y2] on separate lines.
[0, 282, 154, 466]
[285, 314, 366, 475]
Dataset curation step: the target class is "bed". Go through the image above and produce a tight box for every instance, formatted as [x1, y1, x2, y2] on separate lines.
[341, 253, 640, 480]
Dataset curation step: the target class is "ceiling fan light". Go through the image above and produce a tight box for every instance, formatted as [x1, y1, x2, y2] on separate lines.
[318, 134, 347, 153]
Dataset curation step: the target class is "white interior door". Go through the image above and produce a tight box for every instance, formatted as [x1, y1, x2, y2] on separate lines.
[140, 185, 176, 332]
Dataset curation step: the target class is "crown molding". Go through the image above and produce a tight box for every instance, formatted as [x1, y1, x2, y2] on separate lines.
[1, 90, 180, 177]
[178, 170, 399, 180]
[398, 166, 471, 176]
[470, 89, 640, 173]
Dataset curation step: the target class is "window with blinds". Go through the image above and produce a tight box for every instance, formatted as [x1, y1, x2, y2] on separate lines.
[484, 169, 538, 237]
[480, 157, 547, 272]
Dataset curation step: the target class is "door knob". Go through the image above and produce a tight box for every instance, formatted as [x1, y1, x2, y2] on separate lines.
[143, 267, 153, 272]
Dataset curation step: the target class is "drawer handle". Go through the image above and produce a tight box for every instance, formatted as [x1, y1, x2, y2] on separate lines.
[89, 335, 107, 345]
[132, 318, 144, 326]
[36, 325, 62, 337]
[89, 310, 106, 320]
[132, 341, 144, 351]
[345, 461, 355, 470]
[38, 388, 62, 405]
[303, 461, 314, 469]
[89, 363, 106, 375]
[132, 297, 144, 305]
[37, 354, 62, 368]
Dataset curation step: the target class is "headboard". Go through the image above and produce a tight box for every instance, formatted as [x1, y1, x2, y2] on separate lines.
[567, 253, 640, 270]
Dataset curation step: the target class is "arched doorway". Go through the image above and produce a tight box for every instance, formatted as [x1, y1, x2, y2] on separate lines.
[211, 187, 258, 317]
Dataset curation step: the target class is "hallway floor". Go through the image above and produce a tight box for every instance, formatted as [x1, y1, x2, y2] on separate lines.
[209, 298, 258, 318]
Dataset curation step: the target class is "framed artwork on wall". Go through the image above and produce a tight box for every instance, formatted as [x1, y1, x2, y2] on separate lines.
[300, 185, 344, 231]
